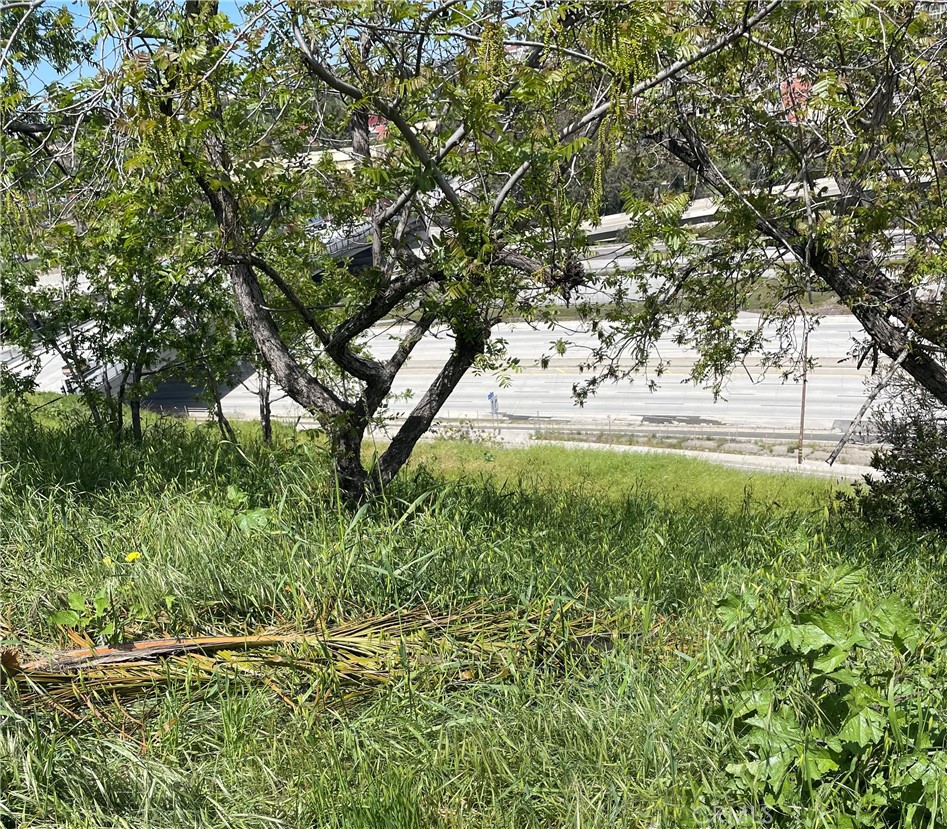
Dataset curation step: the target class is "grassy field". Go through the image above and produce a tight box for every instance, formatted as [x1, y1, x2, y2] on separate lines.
[1, 403, 945, 828]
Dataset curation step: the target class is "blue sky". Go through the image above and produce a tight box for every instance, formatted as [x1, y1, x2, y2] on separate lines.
[25, 0, 247, 91]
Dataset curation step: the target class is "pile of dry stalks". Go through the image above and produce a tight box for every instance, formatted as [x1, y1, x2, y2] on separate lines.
[1, 602, 626, 718]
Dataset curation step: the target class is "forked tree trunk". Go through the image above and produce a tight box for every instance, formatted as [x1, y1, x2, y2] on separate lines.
[331, 331, 488, 505]
[332, 415, 370, 506]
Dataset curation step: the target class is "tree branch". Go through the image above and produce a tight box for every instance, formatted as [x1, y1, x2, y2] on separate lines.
[219, 252, 328, 342]
[489, 0, 783, 223]
[292, 19, 464, 217]
[376, 327, 487, 485]
[3, 119, 53, 135]
[385, 311, 436, 377]
[659, 126, 947, 406]
[328, 267, 437, 353]
[177, 2, 350, 418]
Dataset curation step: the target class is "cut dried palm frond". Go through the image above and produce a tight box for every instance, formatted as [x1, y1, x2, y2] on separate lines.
[1, 602, 630, 716]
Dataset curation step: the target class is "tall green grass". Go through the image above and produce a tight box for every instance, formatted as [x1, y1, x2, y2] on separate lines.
[1, 406, 944, 828]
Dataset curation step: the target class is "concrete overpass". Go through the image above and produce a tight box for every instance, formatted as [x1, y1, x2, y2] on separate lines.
[580, 177, 844, 243]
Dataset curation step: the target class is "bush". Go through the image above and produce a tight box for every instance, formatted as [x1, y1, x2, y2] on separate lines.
[713, 573, 947, 827]
[856, 379, 947, 534]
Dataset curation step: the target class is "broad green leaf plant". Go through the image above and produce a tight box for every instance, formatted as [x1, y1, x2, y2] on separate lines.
[712, 570, 947, 827]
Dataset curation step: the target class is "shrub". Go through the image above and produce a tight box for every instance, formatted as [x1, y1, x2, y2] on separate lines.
[712, 573, 947, 827]
[855, 378, 947, 534]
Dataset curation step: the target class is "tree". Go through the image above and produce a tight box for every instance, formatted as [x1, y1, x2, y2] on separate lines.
[4, 1, 831, 503]
[1, 1, 247, 440]
[576, 1, 947, 410]
[0, 0, 693, 501]
[157, 0, 683, 503]
[0, 121, 246, 441]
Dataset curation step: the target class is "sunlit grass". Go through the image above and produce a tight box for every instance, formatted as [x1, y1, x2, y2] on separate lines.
[1, 405, 943, 828]
[409, 438, 839, 509]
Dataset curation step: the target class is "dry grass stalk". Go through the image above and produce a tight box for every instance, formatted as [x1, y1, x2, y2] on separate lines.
[1, 602, 618, 715]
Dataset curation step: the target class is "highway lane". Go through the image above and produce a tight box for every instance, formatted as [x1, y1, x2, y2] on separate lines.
[4, 263, 878, 433]
[215, 314, 876, 432]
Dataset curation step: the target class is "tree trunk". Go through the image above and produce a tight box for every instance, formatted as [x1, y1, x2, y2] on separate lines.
[114, 368, 128, 444]
[214, 396, 236, 443]
[130, 362, 144, 444]
[374, 329, 488, 490]
[130, 398, 142, 443]
[111, 365, 131, 446]
[259, 365, 272, 444]
[201, 362, 237, 443]
[211, 384, 237, 443]
[332, 412, 370, 506]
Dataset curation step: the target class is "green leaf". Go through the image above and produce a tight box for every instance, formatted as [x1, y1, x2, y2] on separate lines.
[67, 592, 86, 613]
[716, 592, 756, 629]
[785, 622, 835, 653]
[50, 609, 81, 628]
[731, 687, 774, 719]
[821, 667, 861, 687]
[825, 566, 865, 600]
[235, 507, 271, 533]
[745, 708, 803, 748]
[813, 646, 849, 674]
[873, 596, 921, 649]
[797, 745, 840, 781]
[226, 485, 248, 505]
[838, 708, 887, 748]
[751, 748, 794, 787]
[801, 609, 850, 646]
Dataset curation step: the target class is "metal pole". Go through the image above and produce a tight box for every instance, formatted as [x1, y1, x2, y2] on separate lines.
[797, 136, 814, 467]
[797, 327, 809, 465]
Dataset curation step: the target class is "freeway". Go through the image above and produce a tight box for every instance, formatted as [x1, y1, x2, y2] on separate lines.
[4, 263, 881, 436]
[209, 314, 877, 434]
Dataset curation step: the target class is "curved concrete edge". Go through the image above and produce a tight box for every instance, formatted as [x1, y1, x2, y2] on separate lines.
[522, 438, 875, 482]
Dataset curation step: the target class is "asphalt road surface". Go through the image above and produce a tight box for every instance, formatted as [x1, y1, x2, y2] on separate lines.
[209, 314, 876, 433]
[5, 285, 875, 435]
